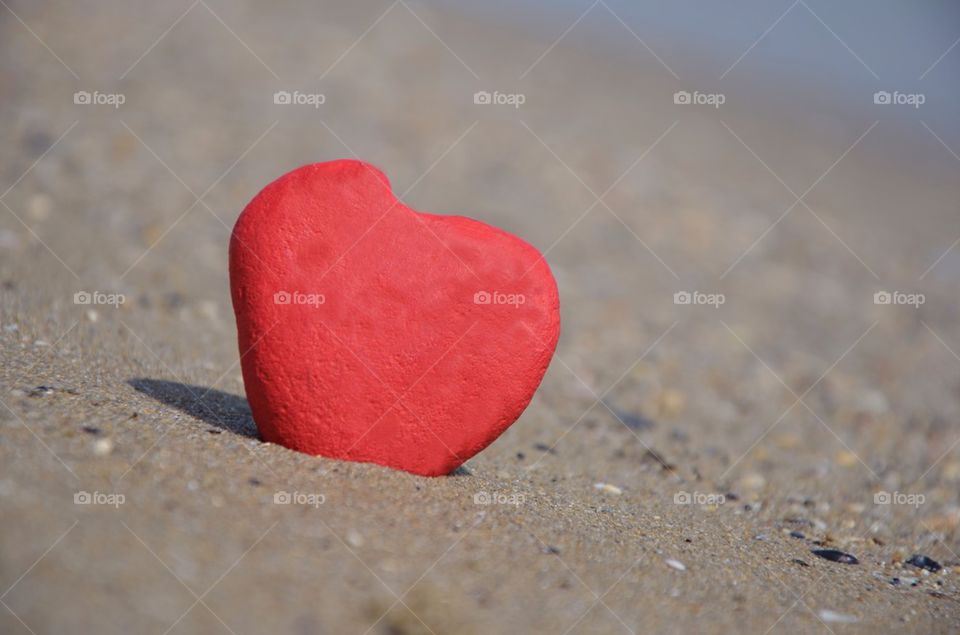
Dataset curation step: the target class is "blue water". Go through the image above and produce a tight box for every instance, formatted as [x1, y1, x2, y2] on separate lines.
[443, 0, 960, 135]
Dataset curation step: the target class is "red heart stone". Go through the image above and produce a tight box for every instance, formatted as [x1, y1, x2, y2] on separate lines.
[229, 160, 559, 476]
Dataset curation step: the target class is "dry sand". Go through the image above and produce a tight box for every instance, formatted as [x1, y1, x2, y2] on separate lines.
[2, 1, 960, 633]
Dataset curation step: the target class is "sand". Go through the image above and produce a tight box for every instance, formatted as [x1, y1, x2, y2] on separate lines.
[2, 1, 960, 633]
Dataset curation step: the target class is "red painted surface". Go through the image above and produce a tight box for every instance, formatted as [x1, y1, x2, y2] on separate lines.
[229, 160, 560, 476]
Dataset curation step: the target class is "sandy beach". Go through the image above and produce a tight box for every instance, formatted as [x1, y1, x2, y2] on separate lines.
[2, 1, 960, 632]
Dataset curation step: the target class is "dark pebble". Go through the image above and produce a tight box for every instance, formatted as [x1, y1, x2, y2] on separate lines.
[533, 443, 557, 455]
[784, 517, 813, 527]
[642, 448, 675, 471]
[23, 130, 53, 153]
[28, 385, 55, 397]
[162, 292, 186, 310]
[791, 559, 810, 567]
[544, 545, 561, 555]
[81, 425, 101, 435]
[207, 428, 222, 434]
[789, 531, 805, 540]
[248, 477, 262, 486]
[619, 412, 655, 431]
[811, 549, 859, 565]
[906, 554, 942, 572]
[516, 452, 525, 461]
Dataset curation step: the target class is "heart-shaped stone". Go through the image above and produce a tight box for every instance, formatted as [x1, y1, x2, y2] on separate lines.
[229, 160, 559, 476]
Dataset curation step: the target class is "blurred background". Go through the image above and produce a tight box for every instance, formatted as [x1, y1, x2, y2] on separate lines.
[2, 1, 960, 633]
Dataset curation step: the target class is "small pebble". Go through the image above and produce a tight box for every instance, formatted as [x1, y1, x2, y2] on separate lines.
[789, 531, 805, 539]
[28, 194, 52, 221]
[665, 558, 686, 571]
[811, 549, 859, 565]
[618, 411, 655, 431]
[739, 472, 766, 490]
[657, 389, 686, 418]
[818, 610, 859, 624]
[906, 554, 942, 572]
[92, 437, 114, 457]
[593, 482, 622, 496]
[892, 576, 919, 586]
[834, 451, 858, 467]
[198, 300, 219, 322]
[856, 389, 889, 415]
[346, 529, 364, 548]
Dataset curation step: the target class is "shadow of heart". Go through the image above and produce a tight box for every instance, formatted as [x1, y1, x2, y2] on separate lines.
[127, 378, 259, 439]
